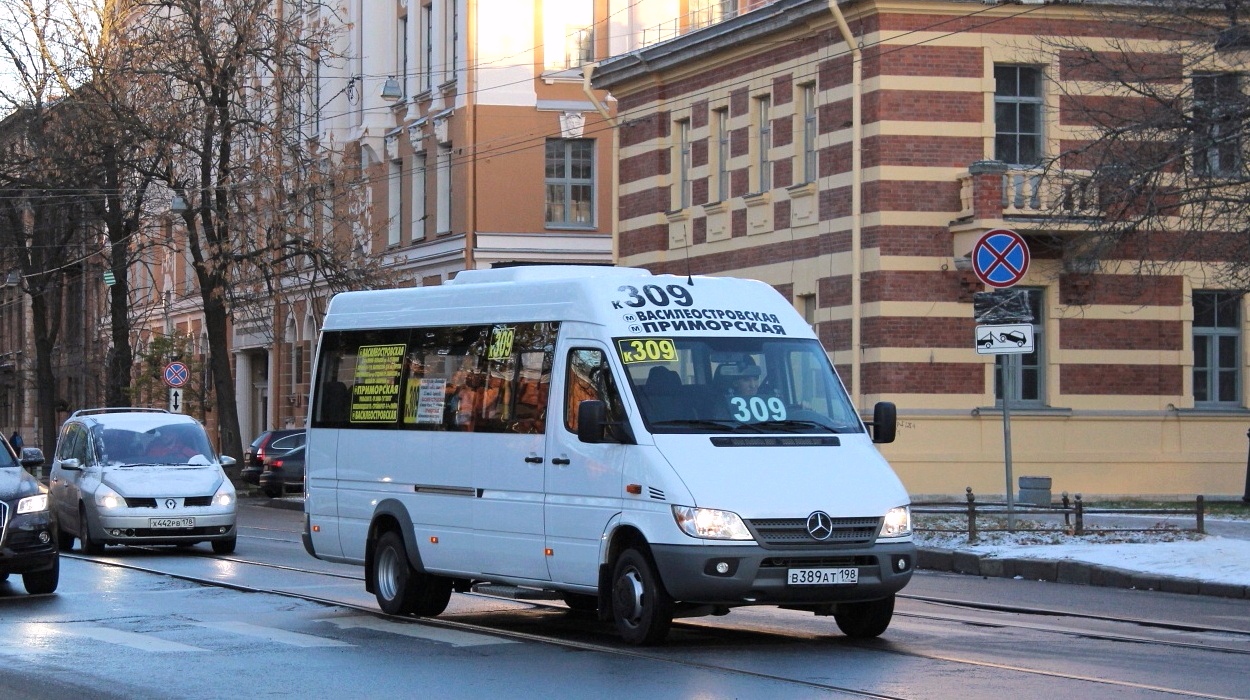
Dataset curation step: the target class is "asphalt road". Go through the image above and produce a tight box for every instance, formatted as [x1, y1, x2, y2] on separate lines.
[0, 499, 1246, 700]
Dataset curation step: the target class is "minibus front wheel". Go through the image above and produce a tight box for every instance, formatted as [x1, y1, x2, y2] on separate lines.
[611, 548, 674, 645]
[834, 594, 895, 638]
[373, 531, 452, 617]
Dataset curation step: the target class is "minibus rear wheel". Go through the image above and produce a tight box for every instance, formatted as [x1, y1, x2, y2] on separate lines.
[373, 531, 452, 617]
[833, 594, 895, 638]
[611, 548, 674, 645]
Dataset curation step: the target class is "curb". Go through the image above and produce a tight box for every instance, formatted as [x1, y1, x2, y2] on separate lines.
[241, 495, 304, 512]
[918, 547, 1250, 600]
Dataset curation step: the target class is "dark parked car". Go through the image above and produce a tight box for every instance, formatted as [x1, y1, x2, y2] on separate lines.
[259, 445, 305, 498]
[0, 439, 59, 594]
[241, 429, 305, 485]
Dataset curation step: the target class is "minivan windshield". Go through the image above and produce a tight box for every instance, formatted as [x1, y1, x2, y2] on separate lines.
[615, 336, 864, 434]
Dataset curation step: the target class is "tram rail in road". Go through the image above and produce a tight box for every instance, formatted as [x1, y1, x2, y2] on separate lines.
[58, 547, 1250, 700]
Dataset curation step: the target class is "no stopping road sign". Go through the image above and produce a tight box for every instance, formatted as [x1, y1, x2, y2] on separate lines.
[972, 229, 1030, 288]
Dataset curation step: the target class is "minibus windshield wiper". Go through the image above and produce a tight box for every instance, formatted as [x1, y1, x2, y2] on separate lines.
[746, 419, 838, 433]
[649, 419, 740, 432]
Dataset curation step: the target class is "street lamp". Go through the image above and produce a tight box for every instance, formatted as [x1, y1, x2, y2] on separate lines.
[380, 76, 403, 101]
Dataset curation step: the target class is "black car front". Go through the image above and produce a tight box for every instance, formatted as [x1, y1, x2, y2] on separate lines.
[0, 450, 58, 578]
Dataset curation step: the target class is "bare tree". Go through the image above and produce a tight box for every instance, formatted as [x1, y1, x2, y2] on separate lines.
[115, 0, 396, 457]
[1040, 1, 1250, 288]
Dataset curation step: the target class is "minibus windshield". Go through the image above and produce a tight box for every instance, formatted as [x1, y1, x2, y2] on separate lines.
[616, 336, 865, 435]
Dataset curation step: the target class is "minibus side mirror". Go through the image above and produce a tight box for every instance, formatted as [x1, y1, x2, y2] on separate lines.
[577, 400, 636, 445]
[871, 401, 897, 444]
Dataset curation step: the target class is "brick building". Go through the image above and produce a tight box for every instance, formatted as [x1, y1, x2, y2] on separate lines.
[592, 0, 1250, 497]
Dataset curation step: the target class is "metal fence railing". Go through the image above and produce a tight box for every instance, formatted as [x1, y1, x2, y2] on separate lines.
[912, 487, 1206, 543]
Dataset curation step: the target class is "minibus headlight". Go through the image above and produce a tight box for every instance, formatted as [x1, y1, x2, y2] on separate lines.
[16, 493, 48, 514]
[879, 506, 912, 538]
[672, 506, 754, 541]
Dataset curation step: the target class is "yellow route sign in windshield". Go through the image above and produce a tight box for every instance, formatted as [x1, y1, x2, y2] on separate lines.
[617, 338, 677, 364]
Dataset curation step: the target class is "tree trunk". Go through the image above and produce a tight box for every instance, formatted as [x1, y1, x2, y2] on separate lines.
[28, 293, 60, 459]
[105, 235, 133, 407]
[202, 289, 242, 462]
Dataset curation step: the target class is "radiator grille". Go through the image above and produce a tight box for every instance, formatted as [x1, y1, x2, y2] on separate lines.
[747, 516, 880, 546]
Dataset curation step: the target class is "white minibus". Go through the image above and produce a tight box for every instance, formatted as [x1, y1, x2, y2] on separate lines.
[303, 266, 914, 645]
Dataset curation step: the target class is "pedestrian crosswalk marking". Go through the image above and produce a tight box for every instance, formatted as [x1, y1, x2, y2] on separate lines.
[320, 615, 517, 647]
[60, 623, 207, 652]
[192, 620, 354, 648]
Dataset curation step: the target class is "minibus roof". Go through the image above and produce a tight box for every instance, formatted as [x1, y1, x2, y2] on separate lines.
[323, 265, 814, 341]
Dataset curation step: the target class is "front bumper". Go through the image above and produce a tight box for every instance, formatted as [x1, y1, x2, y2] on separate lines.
[91, 508, 237, 545]
[0, 510, 58, 574]
[649, 540, 916, 605]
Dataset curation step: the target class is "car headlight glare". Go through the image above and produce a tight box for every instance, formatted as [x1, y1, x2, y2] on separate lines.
[213, 482, 236, 508]
[880, 505, 912, 538]
[95, 485, 123, 510]
[672, 505, 753, 541]
[16, 493, 48, 514]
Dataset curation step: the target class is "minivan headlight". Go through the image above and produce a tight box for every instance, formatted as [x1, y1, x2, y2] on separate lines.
[672, 506, 753, 541]
[879, 506, 912, 539]
[213, 481, 236, 508]
[95, 484, 123, 510]
[16, 493, 48, 514]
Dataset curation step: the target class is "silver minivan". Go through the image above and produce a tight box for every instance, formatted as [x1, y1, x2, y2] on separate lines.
[48, 409, 238, 554]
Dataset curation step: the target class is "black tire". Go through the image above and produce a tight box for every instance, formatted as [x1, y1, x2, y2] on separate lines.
[610, 547, 674, 645]
[372, 531, 452, 617]
[262, 486, 282, 498]
[22, 558, 59, 595]
[56, 525, 74, 551]
[834, 595, 895, 638]
[561, 592, 598, 613]
[211, 537, 237, 554]
[0, 572, 8, 582]
[79, 505, 104, 555]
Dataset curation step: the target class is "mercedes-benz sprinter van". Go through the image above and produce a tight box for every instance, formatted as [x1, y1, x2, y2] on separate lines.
[303, 266, 913, 645]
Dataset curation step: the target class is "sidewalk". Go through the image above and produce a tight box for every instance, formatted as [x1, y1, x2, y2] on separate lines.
[916, 517, 1250, 600]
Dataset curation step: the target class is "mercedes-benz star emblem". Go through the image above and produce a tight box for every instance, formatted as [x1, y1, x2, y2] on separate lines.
[165, 498, 177, 509]
[806, 511, 833, 540]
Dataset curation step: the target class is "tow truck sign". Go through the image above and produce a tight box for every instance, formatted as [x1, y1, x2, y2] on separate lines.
[975, 324, 1035, 355]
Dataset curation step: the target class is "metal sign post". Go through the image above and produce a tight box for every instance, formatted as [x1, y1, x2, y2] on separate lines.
[970, 229, 1032, 531]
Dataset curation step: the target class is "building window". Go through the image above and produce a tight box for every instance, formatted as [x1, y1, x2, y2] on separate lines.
[1194, 74, 1241, 176]
[756, 95, 771, 191]
[412, 155, 427, 241]
[994, 65, 1043, 166]
[388, 157, 402, 246]
[544, 0, 594, 70]
[545, 138, 595, 227]
[398, 14, 409, 99]
[691, 0, 737, 28]
[436, 144, 452, 233]
[444, 0, 458, 84]
[799, 293, 816, 326]
[676, 119, 691, 210]
[801, 83, 817, 183]
[715, 108, 730, 201]
[422, 3, 433, 91]
[994, 288, 1044, 406]
[1193, 291, 1241, 405]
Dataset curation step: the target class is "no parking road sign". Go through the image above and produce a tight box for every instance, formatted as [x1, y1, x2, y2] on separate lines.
[163, 361, 190, 389]
[972, 229, 1030, 288]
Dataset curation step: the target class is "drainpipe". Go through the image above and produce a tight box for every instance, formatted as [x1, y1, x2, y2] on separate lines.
[826, 0, 863, 406]
[582, 63, 615, 126]
[582, 63, 620, 262]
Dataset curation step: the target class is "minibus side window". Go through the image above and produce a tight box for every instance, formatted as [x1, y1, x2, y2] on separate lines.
[564, 348, 625, 433]
[316, 323, 557, 433]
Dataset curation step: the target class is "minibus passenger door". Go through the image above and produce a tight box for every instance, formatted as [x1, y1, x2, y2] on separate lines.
[545, 346, 628, 587]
